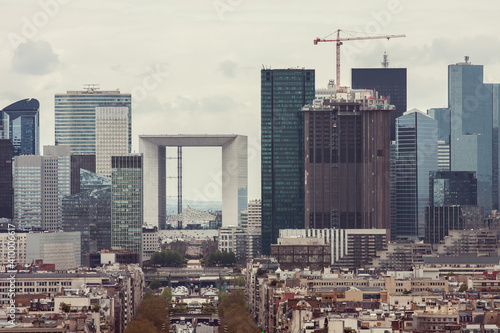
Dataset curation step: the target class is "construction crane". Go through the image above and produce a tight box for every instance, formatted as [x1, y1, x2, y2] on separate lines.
[314, 29, 406, 90]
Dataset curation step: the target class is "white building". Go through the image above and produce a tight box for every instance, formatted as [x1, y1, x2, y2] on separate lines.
[26, 231, 81, 270]
[142, 225, 160, 262]
[218, 226, 247, 262]
[0, 231, 27, 266]
[95, 106, 129, 177]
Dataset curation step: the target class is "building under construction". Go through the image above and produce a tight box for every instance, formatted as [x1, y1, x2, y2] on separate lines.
[302, 88, 392, 231]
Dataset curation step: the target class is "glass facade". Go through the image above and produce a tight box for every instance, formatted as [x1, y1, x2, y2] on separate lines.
[261, 69, 315, 255]
[429, 171, 477, 206]
[0, 140, 13, 219]
[54, 90, 131, 154]
[111, 155, 143, 256]
[448, 63, 500, 212]
[0, 98, 39, 157]
[351, 68, 407, 141]
[394, 110, 438, 240]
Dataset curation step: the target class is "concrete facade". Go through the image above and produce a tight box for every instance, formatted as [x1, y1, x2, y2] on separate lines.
[139, 135, 247, 228]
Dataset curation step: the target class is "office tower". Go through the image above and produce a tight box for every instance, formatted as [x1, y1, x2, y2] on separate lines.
[26, 231, 81, 270]
[393, 109, 438, 240]
[70, 154, 96, 195]
[448, 59, 500, 213]
[0, 98, 39, 156]
[246, 199, 262, 259]
[62, 172, 111, 264]
[351, 67, 407, 141]
[13, 146, 71, 230]
[54, 86, 131, 155]
[425, 171, 482, 244]
[302, 89, 392, 230]
[96, 106, 129, 177]
[111, 155, 143, 256]
[428, 108, 451, 171]
[261, 68, 315, 255]
[0, 140, 13, 219]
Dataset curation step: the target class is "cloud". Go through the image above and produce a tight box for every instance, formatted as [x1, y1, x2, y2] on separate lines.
[218, 59, 238, 78]
[11, 40, 60, 75]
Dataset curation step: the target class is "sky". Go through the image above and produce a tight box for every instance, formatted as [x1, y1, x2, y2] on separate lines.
[1, 0, 500, 203]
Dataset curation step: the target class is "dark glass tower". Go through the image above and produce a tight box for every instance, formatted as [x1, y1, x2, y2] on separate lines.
[0, 140, 13, 219]
[351, 68, 407, 141]
[261, 68, 315, 255]
[0, 98, 39, 157]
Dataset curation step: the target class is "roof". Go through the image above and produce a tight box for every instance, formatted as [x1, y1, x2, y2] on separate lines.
[2, 98, 39, 111]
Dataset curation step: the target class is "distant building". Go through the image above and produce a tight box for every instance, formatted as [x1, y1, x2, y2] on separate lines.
[111, 155, 143, 257]
[0, 140, 13, 220]
[142, 225, 160, 262]
[13, 146, 71, 230]
[393, 109, 438, 240]
[279, 228, 387, 269]
[436, 229, 498, 256]
[246, 199, 262, 260]
[372, 241, 433, 271]
[218, 226, 247, 263]
[70, 154, 96, 195]
[261, 68, 315, 255]
[302, 89, 392, 230]
[351, 67, 407, 141]
[26, 231, 81, 270]
[271, 237, 331, 271]
[95, 106, 129, 177]
[425, 205, 484, 244]
[428, 108, 451, 171]
[0, 98, 39, 156]
[55, 86, 131, 154]
[166, 206, 216, 229]
[0, 230, 27, 266]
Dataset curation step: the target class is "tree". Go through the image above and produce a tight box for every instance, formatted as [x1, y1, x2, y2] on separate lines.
[232, 276, 245, 287]
[124, 319, 159, 333]
[161, 287, 172, 303]
[205, 251, 236, 267]
[60, 302, 71, 313]
[149, 280, 162, 290]
[459, 283, 468, 292]
[218, 289, 259, 333]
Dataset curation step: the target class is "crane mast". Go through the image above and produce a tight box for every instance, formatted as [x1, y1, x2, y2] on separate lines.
[314, 29, 406, 91]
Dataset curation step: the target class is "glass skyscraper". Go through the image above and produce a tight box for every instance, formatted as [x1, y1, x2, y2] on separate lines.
[54, 87, 131, 155]
[448, 61, 500, 213]
[393, 109, 438, 240]
[111, 155, 143, 256]
[261, 68, 315, 255]
[0, 98, 39, 157]
[0, 140, 13, 219]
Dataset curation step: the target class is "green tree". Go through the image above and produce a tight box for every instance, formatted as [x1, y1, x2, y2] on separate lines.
[161, 287, 172, 303]
[149, 280, 162, 290]
[124, 319, 159, 333]
[218, 289, 259, 333]
[459, 283, 468, 292]
[60, 302, 71, 313]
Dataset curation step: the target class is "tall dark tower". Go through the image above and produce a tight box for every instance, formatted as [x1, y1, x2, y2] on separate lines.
[261, 68, 315, 255]
[0, 139, 13, 219]
[351, 57, 407, 141]
[302, 90, 392, 230]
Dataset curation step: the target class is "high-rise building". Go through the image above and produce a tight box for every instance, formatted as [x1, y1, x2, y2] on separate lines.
[393, 109, 438, 240]
[54, 86, 131, 155]
[13, 146, 71, 230]
[70, 154, 96, 195]
[246, 199, 262, 259]
[351, 67, 407, 141]
[448, 59, 500, 213]
[0, 98, 39, 156]
[428, 108, 451, 171]
[26, 231, 81, 270]
[96, 106, 129, 177]
[302, 89, 392, 230]
[111, 155, 143, 256]
[261, 68, 315, 255]
[429, 171, 477, 207]
[0, 140, 13, 219]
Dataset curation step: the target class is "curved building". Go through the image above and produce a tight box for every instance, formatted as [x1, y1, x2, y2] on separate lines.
[0, 98, 40, 156]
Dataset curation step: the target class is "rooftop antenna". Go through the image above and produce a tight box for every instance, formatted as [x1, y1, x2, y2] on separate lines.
[465, 56, 470, 64]
[381, 52, 389, 68]
[83, 84, 100, 92]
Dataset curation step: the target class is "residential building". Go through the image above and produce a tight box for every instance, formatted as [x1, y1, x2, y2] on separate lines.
[302, 89, 392, 230]
[246, 199, 262, 259]
[393, 109, 438, 240]
[142, 225, 160, 262]
[0, 230, 27, 266]
[111, 155, 143, 257]
[54, 86, 131, 154]
[425, 205, 484, 244]
[0, 98, 39, 157]
[0, 140, 13, 220]
[95, 106, 129, 177]
[218, 226, 247, 263]
[261, 68, 315, 254]
[372, 241, 433, 271]
[271, 237, 331, 271]
[351, 66, 407, 141]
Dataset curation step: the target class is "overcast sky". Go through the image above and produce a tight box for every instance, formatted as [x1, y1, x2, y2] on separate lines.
[1, 0, 500, 203]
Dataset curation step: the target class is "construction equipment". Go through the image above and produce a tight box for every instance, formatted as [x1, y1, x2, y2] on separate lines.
[314, 29, 405, 90]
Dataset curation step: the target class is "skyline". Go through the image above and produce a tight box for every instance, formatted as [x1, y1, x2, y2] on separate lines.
[2, 1, 500, 201]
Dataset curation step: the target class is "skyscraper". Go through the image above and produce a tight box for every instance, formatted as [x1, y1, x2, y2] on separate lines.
[0, 98, 39, 156]
[393, 109, 438, 240]
[70, 154, 96, 195]
[111, 155, 143, 256]
[0, 140, 13, 219]
[96, 106, 129, 177]
[448, 59, 500, 213]
[302, 89, 392, 230]
[351, 67, 407, 141]
[13, 146, 71, 230]
[54, 86, 131, 155]
[261, 68, 315, 255]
